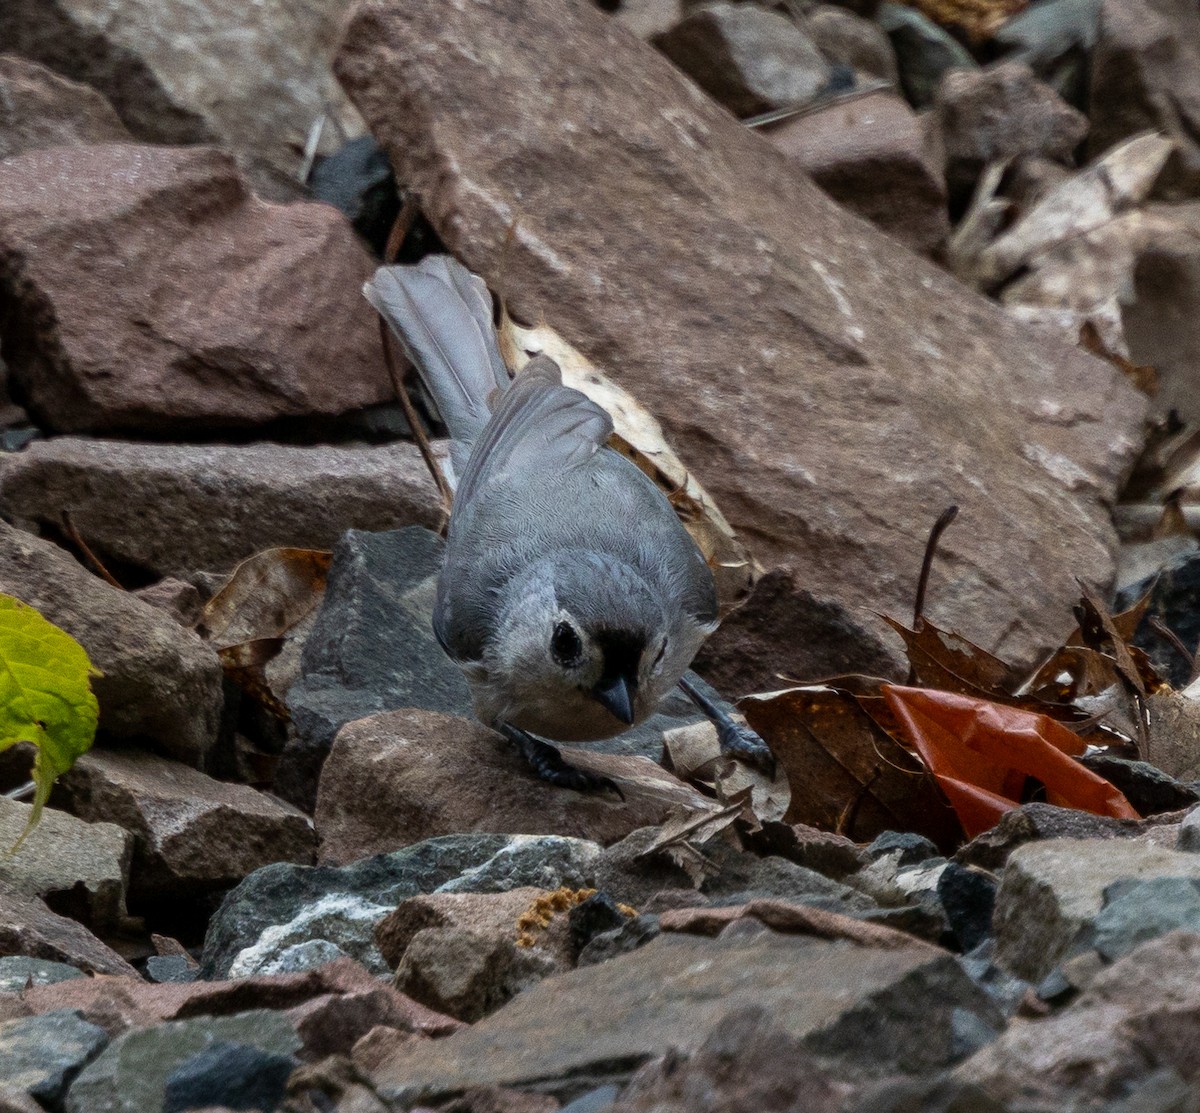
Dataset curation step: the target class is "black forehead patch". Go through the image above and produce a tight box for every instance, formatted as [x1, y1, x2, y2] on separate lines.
[593, 628, 646, 685]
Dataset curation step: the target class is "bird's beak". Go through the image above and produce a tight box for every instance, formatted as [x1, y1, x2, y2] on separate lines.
[593, 675, 636, 725]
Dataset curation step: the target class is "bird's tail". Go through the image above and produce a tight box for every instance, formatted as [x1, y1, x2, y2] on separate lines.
[365, 255, 512, 448]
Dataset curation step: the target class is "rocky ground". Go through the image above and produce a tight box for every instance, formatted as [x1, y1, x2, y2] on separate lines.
[2, 0, 1200, 1109]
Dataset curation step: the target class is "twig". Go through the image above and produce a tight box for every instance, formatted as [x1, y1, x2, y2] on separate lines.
[61, 510, 124, 590]
[913, 505, 959, 629]
[1149, 616, 1200, 686]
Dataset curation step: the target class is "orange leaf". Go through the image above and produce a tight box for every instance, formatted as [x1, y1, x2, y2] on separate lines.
[883, 685, 1140, 837]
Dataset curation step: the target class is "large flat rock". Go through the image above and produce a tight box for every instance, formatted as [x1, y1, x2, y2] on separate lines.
[336, 0, 1146, 675]
[367, 932, 1003, 1104]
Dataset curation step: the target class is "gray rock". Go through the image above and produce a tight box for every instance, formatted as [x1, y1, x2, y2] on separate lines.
[226, 892, 392, 977]
[0, 799, 130, 932]
[143, 955, 197, 985]
[654, 2, 832, 118]
[1178, 807, 1200, 852]
[0, 0, 359, 200]
[434, 836, 602, 895]
[55, 750, 314, 906]
[0, 956, 85, 992]
[993, 0, 1101, 104]
[198, 833, 582, 978]
[162, 1040, 298, 1113]
[577, 915, 661, 967]
[248, 939, 352, 977]
[877, 2, 977, 107]
[703, 849, 877, 915]
[366, 933, 1003, 1104]
[1093, 877, 1200, 962]
[867, 832, 940, 867]
[993, 839, 1200, 981]
[0, 438, 443, 579]
[280, 527, 471, 811]
[1078, 754, 1200, 817]
[0, 55, 130, 161]
[0, 1010, 108, 1108]
[0, 521, 223, 767]
[805, 5, 898, 87]
[65, 1009, 300, 1113]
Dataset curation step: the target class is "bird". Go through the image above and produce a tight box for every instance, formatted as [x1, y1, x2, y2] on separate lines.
[366, 254, 771, 791]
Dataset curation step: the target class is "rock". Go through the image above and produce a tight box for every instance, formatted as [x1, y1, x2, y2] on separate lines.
[1089, 0, 1200, 199]
[227, 893, 393, 978]
[0, 885, 136, 977]
[0, 957, 85, 993]
[867, 831, 940, 867]
[394, 926, 555, 1023]
[1115, 548, 1200, 689]
[877, 2, 977, 107]
[1092, 877, 1200, 962]
[0, 144, 391, 436]
[611, 1006, 848, 1113]
[953, 930, 1200, 1108]
[1179, 807, 1200, 852]
[161, 1041, 297, 1113]
[936, 864, 996, 954]
[364, 932, 1002, 1104]
[614, 0, 683, 41]
[308, 135, 401, 258]
[0, 0, 359, 200]
[0, 799, 130, 932]
[0, 1010, 108, 1109]
[1078, 754, 1200, 816]
[933, 62, 1088, 206]
[144, 956, 197, 985]
[955, 802, 1182, 871]
[55, 750, 315, 908]
[64, 1009, 301, 1113]
[0, 522, 223, 767]
[0, 55, 129, 160]
[0, 439, 443, 579]
[992, 0, 1101, 105]
[746, 822, 866, 881]
[132, 581, 205, 630]
[1124, 241, 1200, 446]
[314, 708, 711, 864]
[200, 834, 597, 978]
[653, 2, 832, 118]
[804, 6, 898, 87]
[992, 838, 1200, 981]
[766, 90, 948, 255]
[336, 0, 1145, 680]
[577, 914, 660, 967]
[280, 527, 471, 812]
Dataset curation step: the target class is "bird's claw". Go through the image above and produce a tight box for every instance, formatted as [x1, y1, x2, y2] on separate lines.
[503, 724, 626, 799]
[716, 719, 777, 778]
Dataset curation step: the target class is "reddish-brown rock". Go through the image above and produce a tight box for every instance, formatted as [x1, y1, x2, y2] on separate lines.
[0, 885, 136, 978]
[55, 750, 315, 905]
[336, 0, 1146, 675]
[314, 709, 712, 865]
[0, 55, 130, 160]
[766, 90, 948, 256]
[0, 144, 392, 435]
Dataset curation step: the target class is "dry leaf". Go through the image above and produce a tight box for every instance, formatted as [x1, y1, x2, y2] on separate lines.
[202, 547, 332, 649]
[499, 313, 759, 616]
[1079, 320, 1158, 396]
[901, 0, 1026, 44]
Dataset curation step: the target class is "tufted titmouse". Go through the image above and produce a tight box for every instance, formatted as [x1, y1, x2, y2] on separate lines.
[366, 255, 771, 790]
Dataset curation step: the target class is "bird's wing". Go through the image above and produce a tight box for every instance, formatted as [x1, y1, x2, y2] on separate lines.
[452, 355, 613, 511]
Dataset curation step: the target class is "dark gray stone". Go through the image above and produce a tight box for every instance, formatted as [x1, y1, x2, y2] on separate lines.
[0, 1010, 108, 1108]
[144, 955, 198, 985]
[867, 832, 941, 867]
[993, 0, 1102, 105]
[1079, 755, 1199, 817]
[66, 1010, 300, 1113]
[877, 2, 977, 106]
[308, 135, 400, 257]
[577, 915, 661, 968]
[200, 833, 598, 978]
[162, 1040, 298, 1113]
[1116, 548, 1200, 690]
[0, 956, 85, 992]
[280, 527, 472, 810]
[938, 863, 997, 953]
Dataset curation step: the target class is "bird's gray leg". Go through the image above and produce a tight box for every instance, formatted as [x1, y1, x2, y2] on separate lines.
[496, 723, 625, 798]
[678, 675, 776, 776]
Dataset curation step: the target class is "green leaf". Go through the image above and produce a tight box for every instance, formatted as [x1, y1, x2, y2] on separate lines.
[0, 594, 99, 849]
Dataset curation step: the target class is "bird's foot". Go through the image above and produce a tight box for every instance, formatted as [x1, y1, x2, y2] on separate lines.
[677, 675, 776, 777]
[498, 724, 625, 798]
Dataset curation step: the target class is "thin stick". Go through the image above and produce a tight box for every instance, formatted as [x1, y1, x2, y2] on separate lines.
[913, 505, 959, 629]
[62, 510, 124, 590]
[1149, 616, 1200, 686]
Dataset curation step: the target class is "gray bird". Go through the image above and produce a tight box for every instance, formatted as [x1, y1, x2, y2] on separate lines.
[366, 254, 770, 790]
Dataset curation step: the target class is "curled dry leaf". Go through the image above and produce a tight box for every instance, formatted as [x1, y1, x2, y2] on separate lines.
[883, 685, 1139, 839]
[901, 0, 1027, 45]
[739, 685, 963, 850]
[499, 312, 759, 616]
[567, 749, 716, 813]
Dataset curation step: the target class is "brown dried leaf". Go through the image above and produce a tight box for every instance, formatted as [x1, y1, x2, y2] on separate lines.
[202, 547, 332, 649]
[882, 615, 1021, 698]
[498, 313, 759, 616]
[739, 686, 963, 850]
[902, 0, 1026, 43]
[1079, 320, 1158, 396]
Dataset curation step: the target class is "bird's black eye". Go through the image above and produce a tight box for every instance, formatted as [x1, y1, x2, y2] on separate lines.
[551, 622, 583, 667]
